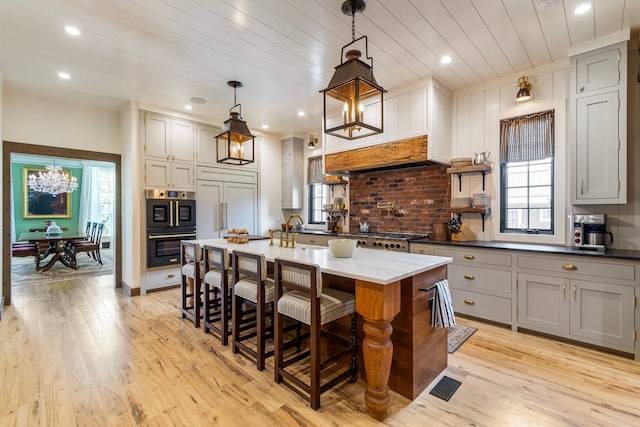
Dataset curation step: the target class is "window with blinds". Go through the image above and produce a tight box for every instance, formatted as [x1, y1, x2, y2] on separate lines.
[499, 110, 555, 234]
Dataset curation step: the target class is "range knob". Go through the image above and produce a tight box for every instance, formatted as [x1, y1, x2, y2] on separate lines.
[358, 240, 366, 246]
[384, 243, 390, 248]
[574, 238, 581, 244]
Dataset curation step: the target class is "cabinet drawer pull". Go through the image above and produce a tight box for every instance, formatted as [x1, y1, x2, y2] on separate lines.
[464, 274, 475, 280]
[464, 299, 475, 305]
[463, 254, 475, 260]
[167, 274, 175, 279]
[562, 264, 577, 271]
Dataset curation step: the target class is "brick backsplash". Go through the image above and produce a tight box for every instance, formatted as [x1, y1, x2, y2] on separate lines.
[348, 164, 451, 235]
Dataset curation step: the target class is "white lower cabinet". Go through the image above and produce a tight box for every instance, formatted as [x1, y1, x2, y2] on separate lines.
[517, 254, 637, 352]
[295, 233, 331, 246]
[144, 266, 181, 292]
[517, 273, 570, 334]
[411, 244, 638, 356]
[433, 247, 514, 326]
[518, 272, 635, 350]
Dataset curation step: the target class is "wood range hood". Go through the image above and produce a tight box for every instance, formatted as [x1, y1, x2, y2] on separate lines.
[324, 135, 439, 175]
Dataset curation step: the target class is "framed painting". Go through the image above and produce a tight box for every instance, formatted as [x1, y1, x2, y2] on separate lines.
[23, 167, 72, 218]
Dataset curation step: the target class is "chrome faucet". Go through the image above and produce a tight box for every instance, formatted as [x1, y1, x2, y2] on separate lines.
[281, 214, 304, 248]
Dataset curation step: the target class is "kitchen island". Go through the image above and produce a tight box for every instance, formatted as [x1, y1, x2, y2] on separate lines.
[191, 238, 453, 420]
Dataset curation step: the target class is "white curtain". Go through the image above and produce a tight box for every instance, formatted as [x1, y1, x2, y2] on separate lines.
[78, 165, 102, 233]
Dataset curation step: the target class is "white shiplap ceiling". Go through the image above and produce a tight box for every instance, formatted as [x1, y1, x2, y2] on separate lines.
[1, 0, 638, 137]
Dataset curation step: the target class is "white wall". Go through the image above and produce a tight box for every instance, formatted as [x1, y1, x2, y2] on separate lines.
[2, 86, 122, 153]
[452, 44, 640, 250]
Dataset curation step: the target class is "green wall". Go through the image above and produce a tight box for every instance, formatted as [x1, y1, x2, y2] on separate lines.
[12, 162, 83, 238]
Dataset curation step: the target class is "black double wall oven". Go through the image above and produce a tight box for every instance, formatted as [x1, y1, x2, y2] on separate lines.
[146, 189, 197, 268]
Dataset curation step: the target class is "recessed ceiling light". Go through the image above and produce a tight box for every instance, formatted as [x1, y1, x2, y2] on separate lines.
[64, 26, 80, 36]
[58, 72, 70, 80]
[574, 3, 591, 14]
[262, 124, 269, 129]
[536, 0, 559, 10]
[440, 55, 452, 64]
[190, 97, 206, 104]
[298, 111, 305, 117]
[184, 105, 192, 110]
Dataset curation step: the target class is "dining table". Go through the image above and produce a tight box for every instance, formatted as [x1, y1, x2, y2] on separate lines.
[18, 230, 86, 272]
[191, 237, 453, 420]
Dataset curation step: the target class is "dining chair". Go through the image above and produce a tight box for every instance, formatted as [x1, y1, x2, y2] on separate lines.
[180, 241, 204, 327]
[231, 250, 274, 371]
[11, 242, 42, 270]
[69, 223, 104, 264]
[273, 258, 358, 410]
[202, 244, 231, 345]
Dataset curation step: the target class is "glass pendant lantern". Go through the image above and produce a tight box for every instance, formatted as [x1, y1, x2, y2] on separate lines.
[216, 81, 255, 165]
[320, 0, 386, 141]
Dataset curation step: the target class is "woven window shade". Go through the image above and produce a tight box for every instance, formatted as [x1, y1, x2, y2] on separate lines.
[500, 110, 554, 164]
[307, 156, 323, 184]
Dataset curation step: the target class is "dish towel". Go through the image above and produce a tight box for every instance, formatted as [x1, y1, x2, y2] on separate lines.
[431, 279, 456, 328]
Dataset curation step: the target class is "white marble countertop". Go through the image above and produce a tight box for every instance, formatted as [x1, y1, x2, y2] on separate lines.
[193, 238, 452, 285]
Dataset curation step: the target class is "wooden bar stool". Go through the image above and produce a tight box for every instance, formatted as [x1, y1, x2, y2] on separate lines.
[273, 258, 358, 410]
[202, 245, 231, 345]
[231, 250, 274, 371]
[180, 241, 203, 327]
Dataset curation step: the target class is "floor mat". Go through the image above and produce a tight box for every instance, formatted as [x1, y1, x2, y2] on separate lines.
[429, 376, 462, 401]
[447, 324, 477, 353]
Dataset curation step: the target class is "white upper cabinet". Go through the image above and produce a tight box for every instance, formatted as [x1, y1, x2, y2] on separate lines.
[142, 111, 196, 189]
[196, 124, 221, 165]
[323, 79, 451, 164]
[575, 47, 621, 94]
[281, 137, 303, 209]
[144, 112, 195, 162]
[569, 41, 627, 204]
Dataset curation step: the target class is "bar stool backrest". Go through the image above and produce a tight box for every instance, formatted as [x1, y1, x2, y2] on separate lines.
[205, 245, 229, 271]
[233, 251, 267, 282]
[279, 261, 323, 298]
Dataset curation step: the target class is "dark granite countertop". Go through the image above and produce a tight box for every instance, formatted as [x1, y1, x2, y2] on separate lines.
[411, 238, 640, 261]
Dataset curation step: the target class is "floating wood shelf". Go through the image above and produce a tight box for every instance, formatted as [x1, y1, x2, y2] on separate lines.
[323, 179, 348, 196]
[448, 207, 490, 232]
[322, 209, 348, 215]
[446, 164, 491, 192]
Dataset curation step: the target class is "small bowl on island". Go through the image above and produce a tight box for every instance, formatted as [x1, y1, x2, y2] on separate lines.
[328, 239, 357, 258]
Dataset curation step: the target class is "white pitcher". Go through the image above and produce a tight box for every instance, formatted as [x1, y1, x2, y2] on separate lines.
[473, 151, 490, 165]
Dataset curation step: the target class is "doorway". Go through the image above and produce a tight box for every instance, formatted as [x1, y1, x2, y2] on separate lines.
[2, 141, 122, 306]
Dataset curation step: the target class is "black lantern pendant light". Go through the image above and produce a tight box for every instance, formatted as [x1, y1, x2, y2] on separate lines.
[216, 80, 255, 165]
[320, 0, 386, 140]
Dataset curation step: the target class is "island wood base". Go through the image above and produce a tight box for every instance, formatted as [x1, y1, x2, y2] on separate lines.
[389, 265, 448, 399]
[354, 265, 448, 419]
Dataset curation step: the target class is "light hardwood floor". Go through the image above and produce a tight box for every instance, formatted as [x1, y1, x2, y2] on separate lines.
[2, 275, 639, 426]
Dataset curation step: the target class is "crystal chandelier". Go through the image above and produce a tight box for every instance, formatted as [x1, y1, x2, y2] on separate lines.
[27, 164, 78, 197]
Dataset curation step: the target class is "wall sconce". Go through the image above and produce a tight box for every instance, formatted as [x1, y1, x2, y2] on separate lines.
[320, 0, 386, 141]
[308, 134, 318, 149]
[516, 76, 532, 102]
[216, 81, 255, 165]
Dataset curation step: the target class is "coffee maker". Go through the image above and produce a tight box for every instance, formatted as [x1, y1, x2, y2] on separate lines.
[571, 214, 613, 251]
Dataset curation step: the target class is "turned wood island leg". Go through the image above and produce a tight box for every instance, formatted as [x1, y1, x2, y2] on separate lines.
[355, 279, 401, 421]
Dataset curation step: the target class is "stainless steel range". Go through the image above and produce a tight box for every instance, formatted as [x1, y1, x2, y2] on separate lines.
[346, 232, 428, 252]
